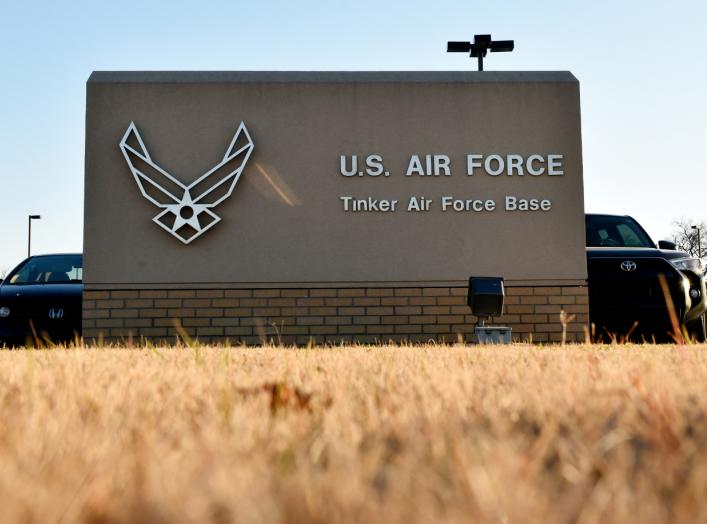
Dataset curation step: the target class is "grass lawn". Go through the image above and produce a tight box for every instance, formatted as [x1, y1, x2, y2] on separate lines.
[1, 343, 707, 523]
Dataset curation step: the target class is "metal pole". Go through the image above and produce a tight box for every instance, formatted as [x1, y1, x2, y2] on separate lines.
[693, 226, 702, 259]
[27, 215, 40, 257]
[477, 55, 483, 71]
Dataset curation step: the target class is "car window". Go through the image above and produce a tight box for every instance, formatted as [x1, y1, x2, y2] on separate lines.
[616, 224, 645, 247]
[7, 255, 83, 284]
[585, 216, 654, 248]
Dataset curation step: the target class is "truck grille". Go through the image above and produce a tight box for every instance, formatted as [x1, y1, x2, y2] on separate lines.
[587, 257, 686, 312]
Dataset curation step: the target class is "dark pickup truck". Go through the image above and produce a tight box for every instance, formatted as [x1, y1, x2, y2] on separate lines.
[586, 214, 706, 342]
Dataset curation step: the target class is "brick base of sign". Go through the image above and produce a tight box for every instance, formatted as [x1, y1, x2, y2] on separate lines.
[82, 285, 589, 345]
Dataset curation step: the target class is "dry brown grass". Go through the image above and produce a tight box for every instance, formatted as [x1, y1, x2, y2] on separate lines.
[2, 343, 707, 523]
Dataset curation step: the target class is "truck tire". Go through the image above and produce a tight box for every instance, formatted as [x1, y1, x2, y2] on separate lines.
[688, 313, 707, 343]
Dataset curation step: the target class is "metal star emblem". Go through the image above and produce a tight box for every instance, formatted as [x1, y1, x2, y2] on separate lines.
[119, 122, 254, 244]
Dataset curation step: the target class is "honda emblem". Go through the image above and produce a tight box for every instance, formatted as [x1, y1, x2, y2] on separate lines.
[48, 308, 64, 319]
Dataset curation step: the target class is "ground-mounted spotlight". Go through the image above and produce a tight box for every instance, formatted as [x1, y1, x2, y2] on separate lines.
[467, 276, 512, 344]
[447, 34, 515, 71]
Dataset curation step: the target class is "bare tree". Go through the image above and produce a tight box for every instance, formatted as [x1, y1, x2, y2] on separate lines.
[0, 267, 7, 280]
[671, 218, 707, 258]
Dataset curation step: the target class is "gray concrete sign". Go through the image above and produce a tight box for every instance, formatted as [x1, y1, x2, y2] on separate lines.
[84, 71, 585, 287]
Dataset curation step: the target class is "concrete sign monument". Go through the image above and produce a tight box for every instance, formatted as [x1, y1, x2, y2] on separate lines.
[84, 71, 588, 344]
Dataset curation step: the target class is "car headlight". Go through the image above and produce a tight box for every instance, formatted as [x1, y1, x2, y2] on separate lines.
[0, 306, 10, 318]
[671, 257, 704, 273]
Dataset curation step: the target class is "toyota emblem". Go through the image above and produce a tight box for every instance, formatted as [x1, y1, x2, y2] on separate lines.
[48, 308, 64, 319]
[620, 261, 637, 272]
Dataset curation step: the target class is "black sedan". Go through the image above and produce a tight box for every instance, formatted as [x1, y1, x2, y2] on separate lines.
[586, 214, 706, 342]
[0, 254, 83, 347]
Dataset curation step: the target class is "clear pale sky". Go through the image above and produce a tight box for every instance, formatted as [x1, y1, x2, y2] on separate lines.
[1, 0, 705, 273]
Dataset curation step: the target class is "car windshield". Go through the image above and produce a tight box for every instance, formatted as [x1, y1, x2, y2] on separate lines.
[6, 255, 83, 285]
[585, 215, 654, 248]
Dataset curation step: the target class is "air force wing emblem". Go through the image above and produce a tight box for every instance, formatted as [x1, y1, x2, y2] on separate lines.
[119, 122, 254, 244]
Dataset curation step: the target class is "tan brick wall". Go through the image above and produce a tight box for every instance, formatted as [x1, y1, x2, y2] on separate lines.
[82, 285, 589, 345]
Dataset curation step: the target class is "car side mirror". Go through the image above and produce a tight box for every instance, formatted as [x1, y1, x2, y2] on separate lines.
[658, 240, 677, 250]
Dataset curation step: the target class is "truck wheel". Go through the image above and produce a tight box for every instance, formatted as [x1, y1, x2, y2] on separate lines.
[688, 314, 707, 343]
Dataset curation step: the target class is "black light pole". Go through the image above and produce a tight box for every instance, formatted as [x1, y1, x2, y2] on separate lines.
[28, 215, 41, 257]
[692, 225, 702, 258]
[447, 34, 515, 71]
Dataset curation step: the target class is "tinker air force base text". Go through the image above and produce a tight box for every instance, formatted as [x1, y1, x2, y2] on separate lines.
[338, 153, 562, 213]
[339, 196, 552, 213]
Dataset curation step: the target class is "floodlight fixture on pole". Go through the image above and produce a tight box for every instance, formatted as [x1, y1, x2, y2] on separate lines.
[447, 34, 515, 71]
[28, 215, 41, 258]
[692, 225, 702, 259]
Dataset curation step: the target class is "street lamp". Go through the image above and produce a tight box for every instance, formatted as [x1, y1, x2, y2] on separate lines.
[692, 225, 702, 259]
[28, 215, 41, 257]
[447, 34, 515, 71]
